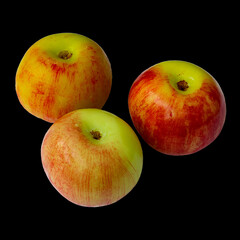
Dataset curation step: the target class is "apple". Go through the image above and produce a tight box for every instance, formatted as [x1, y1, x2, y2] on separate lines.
[128, 60, 226, 156]
[16, 33, 112, 123]
[41, 108, 143, 207]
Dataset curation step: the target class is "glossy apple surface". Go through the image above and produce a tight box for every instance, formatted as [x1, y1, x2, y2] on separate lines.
[128, 60, 226, 156]
[16, 33, 112, 122]
[41, 109, 143, 207]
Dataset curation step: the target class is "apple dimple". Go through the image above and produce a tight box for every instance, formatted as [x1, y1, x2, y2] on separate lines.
[90, 130, 102, 140]
[58, 50, 72, 60]
[177, 80, 189, 91]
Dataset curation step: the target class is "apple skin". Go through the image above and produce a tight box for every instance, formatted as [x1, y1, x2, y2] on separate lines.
[41, 109, 143, 207]
[128, 60, 226, 156]
[16, 33, 112, 123]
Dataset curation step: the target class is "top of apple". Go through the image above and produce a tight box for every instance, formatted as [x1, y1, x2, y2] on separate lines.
[154, 60, 213, 95]
[33, 32, 100, 64]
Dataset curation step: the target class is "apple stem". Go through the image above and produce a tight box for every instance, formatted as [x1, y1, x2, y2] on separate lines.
[58, 50, 72, 60]
[177, 80, 189, 91]
[90, 130, 102, 140]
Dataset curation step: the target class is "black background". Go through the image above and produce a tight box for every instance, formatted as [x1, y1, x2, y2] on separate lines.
[6, 2, 237, 236]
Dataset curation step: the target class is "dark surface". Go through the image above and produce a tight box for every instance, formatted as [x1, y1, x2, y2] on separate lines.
[5, 3, 237, 236]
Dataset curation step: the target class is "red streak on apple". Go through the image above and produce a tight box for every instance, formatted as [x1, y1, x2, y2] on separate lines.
[32, 82, 45, 95]
[51, 63, 66, 75]
[87, 46, 97, 53]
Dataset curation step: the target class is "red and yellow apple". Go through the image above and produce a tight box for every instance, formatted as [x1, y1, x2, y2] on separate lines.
[16, 33, 112, 123]
[41, 108, 143, 207]
[128, 60, 226, 156]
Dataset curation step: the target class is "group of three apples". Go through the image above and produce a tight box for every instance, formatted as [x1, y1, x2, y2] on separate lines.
[16, 33, 226, 207]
